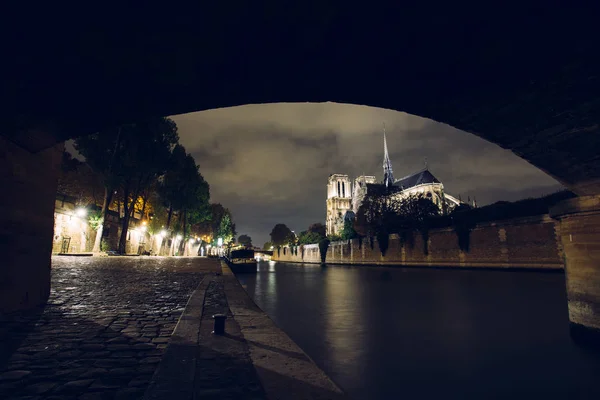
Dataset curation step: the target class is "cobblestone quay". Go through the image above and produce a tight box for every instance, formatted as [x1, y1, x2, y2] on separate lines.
[0, 256, 218, 399]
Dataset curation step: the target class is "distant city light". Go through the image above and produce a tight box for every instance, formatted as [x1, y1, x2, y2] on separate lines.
[75, 208, 87, 218]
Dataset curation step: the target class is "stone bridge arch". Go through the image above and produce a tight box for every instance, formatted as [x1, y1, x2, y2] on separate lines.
[1, 2, 599, 344]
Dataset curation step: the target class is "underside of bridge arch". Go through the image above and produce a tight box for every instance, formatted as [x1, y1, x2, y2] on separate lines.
[2, 2, 600, 345]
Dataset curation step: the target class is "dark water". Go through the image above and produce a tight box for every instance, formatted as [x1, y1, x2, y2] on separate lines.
[236, 261, 600, 400]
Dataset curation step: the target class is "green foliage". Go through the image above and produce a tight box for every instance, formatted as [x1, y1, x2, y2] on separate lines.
[296, 222, 327, 244]
[101, 238, 111, 252]
[270, 224, 294, 247]
[88, 211, 103, 231]
[159, 144, 211, 227]
[340, 218, 358, 240]
[77, 117, 180, 254]
[147, 191, 169, 236]
[238, 234, 252, 247]
[327, 234, 342, 242]
[354, 192, 440, 256]
[217, 212, 235, 244]
[297, 230, 323, 245]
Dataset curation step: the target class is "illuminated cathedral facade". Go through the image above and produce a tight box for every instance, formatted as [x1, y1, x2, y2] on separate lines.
[326, 130, 469, 236]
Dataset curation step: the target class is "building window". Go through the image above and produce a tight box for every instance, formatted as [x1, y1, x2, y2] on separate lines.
[342, 182, 345, 197]
[337, 181, 341, 197]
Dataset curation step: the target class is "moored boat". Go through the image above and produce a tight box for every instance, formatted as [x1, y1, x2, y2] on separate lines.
[225, 248, 258, 273]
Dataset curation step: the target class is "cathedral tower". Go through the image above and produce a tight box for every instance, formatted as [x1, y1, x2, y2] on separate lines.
[326, 174, 352, 236]
[383, 126, 394, 188]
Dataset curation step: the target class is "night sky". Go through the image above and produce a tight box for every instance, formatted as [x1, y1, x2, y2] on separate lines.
[169, 102, 562, 247]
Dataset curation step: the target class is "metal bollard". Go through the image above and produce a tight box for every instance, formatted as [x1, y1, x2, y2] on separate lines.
[212, 314, 227, 335]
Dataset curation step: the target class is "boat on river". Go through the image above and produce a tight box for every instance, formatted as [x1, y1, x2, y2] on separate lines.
[224, 248, 258, 273]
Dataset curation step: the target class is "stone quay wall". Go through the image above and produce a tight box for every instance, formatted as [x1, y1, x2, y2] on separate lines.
[274, 215, 564, 270]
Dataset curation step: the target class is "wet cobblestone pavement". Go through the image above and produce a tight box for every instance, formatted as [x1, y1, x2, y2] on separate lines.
[0, 256, 218, 400]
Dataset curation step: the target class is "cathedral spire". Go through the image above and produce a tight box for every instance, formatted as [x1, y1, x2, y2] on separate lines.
[383, 123, 394, 188]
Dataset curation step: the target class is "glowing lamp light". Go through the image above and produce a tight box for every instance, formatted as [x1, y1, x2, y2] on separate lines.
[189, 238, 195, 243]
[176, 235, 183, 241]
[217, 238, 223, 246]
[160, 230, 167, 237]
[142, 221, 147, 226]
[141, 226, 147, 232]
[76, 208, 87, 218]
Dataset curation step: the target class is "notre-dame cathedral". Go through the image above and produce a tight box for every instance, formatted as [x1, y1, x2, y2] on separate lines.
[326, 130, 470, 236]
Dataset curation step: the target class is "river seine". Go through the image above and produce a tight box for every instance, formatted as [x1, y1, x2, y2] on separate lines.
[235, 261, 600, 399]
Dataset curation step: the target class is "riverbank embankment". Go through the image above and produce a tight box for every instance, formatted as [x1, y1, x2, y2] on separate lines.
[144, 259, 346, 399]
[275, 215, 563, 270]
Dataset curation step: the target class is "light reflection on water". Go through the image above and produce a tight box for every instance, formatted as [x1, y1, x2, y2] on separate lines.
[236, 262, 600, 400]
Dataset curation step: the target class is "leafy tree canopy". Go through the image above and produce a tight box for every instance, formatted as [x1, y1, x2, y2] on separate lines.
[270, 223, 294, 247]
[307, 223, 326, 238]
[238, 234, 252, 247]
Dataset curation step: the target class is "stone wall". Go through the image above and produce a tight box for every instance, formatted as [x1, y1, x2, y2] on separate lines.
[51, 195, 155, 255]
[0, 136, 64, 313]
[274, 215, 564, 270]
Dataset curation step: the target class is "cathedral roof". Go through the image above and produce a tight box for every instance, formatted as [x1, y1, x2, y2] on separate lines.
[394, 168, 441, 189]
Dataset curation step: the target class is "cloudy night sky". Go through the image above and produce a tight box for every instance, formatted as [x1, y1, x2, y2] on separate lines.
[168, 102, 563, 247]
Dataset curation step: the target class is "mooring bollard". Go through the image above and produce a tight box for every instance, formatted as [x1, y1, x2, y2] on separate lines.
[212, 314, 227, 335]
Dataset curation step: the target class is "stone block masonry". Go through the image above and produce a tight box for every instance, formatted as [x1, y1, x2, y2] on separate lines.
[145, 260, 347, 399]
[275, 215, 564, 270]
[0, 256, 214, 399]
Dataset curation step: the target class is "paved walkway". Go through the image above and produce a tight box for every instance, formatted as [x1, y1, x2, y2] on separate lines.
[145, 262, 346, 400]
[0, 256, 218, 400]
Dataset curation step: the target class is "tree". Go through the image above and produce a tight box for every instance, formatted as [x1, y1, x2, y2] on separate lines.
[57, 151, 104, 208]
[158, 144, 211, 255]
[297, 230, 322, 245]
[354, 191, 440, 255]
[115, 118, 179, 254]
[238, 234, 252, 247]
[270, 224, 294, 247]
[340, 217, 358, 240]
[307, 223, 326, 238]
[263, 241, 273, 250]
[76, 118, 179, 254]
[75, 126, 125, 252]
[217, 212, 235, 244]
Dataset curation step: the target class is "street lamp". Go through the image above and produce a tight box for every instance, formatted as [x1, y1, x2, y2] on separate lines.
[75, 207, 87, 218]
